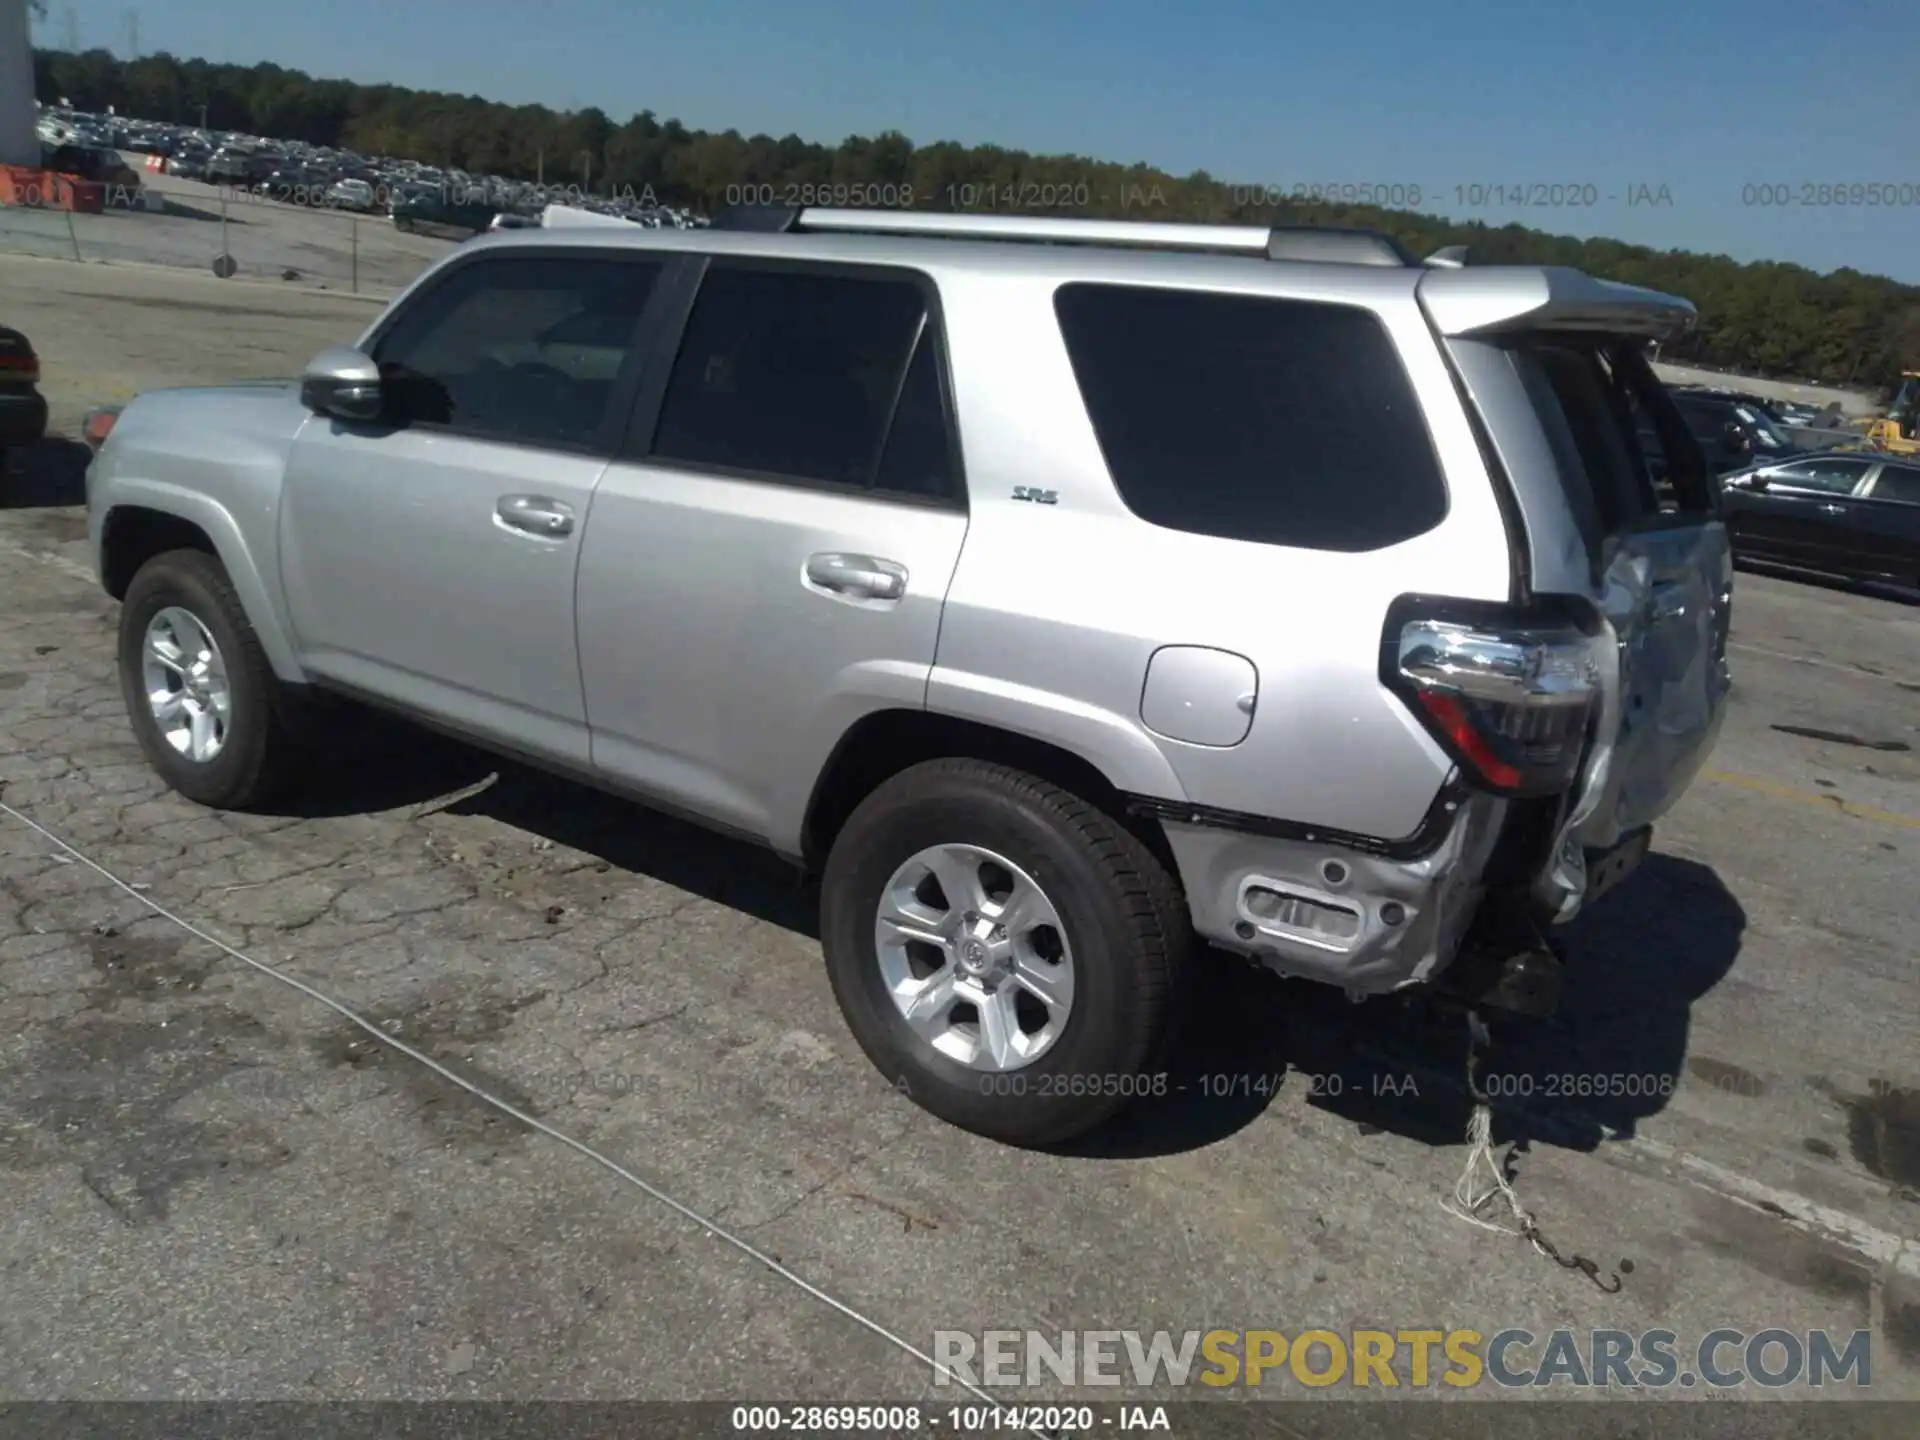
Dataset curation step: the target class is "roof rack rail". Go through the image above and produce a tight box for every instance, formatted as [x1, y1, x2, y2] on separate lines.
[703, 204, 1416, 266]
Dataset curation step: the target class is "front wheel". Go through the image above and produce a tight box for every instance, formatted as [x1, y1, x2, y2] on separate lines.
[117, 548, 301, 809]
[821, 759, 1192, 1146]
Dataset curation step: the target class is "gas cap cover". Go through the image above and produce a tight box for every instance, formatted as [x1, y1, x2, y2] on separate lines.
[1139, 646, 1259, 748]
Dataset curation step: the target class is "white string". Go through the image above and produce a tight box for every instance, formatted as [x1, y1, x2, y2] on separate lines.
[0, 794, 1045, 1429]
[1439, 1097, 1550, 1257]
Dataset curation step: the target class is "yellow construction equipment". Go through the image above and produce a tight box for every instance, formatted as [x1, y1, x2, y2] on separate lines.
[1865, 370, 1920, 455]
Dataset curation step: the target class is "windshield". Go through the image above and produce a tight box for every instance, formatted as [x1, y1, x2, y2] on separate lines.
[1733, 404, 1790, 449]
[1891, 377, 1920, 425]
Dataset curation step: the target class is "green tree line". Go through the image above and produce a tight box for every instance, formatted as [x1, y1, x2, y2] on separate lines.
[31, 46, 1920, 391]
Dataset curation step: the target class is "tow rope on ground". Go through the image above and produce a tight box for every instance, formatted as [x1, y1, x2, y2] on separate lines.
[1440, 1008, 1623, 1294]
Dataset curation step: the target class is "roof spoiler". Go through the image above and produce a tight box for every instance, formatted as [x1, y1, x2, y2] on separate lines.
[1417, 266, 1697, 342]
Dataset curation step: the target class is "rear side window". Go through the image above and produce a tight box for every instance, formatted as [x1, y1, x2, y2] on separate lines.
[1872, 465, 1920, 504]
[1771, 457, 1873, 494]
[651, 265, 945, 493]
[1053, 284, 1447, 551]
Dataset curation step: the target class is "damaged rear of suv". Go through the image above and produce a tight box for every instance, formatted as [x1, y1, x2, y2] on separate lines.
[817, 217, 1729, 1144]
[1086, 254, 1730, 1017]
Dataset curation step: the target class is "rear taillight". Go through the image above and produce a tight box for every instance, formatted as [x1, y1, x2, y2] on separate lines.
[1384, 601, 1601, 798]
[0, 350, 38, 386]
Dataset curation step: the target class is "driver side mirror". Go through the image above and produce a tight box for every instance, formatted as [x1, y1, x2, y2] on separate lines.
[1743, 471, 1769, 491]
[300, 346, 384, 423]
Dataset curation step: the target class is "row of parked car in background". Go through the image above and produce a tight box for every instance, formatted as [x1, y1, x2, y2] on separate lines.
[33, 103, 704, 235]
[1635, 382, 1920, 590]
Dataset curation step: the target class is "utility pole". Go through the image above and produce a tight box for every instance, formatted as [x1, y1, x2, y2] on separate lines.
[121, 6, 135, 56]
[59, 1, 75, 51]
[0, 0, 37, 167]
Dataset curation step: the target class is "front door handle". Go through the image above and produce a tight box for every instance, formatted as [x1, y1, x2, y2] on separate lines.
[804, 552, 908, 601]
[497, 494, 574, 537]
[1818, 503, 1846, 516]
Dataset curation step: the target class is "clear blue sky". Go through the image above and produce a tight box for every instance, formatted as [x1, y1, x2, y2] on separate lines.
[42, 0, 1920, 282]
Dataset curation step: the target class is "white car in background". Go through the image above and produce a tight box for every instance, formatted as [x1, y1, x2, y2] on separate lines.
[325, 178, 377, 212]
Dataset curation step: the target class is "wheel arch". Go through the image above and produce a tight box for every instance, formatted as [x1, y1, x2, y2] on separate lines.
[799, 708, 1179, 882]
[100, 497, 306, 683]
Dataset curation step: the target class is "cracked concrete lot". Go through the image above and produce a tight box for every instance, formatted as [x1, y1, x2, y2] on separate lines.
[2, 254, 1919, 1419]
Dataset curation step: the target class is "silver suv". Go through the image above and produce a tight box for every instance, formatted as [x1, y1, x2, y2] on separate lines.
[85, 208, 1732, 1144]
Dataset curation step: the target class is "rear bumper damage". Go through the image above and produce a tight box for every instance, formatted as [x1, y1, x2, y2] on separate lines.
[1158, 784, 1510, 995]
[1155, 523, 1730, 1006]
[1163, 791, 1653, 1012]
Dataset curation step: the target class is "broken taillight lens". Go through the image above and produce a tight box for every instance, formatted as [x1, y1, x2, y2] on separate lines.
[1385, 603, 1601, 798]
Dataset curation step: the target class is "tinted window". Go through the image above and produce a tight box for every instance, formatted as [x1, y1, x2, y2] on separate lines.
[651, 265, 929, 487]
[372, 256, 661, 448]
[1771, 457, 1872, 494]
[1871, 465, 1920, 504]
[1673, 398, 1727, 438]
[1518, 346, 1654, 531]
[1053, 285, 1446, 551]
[1732, 403, 1790, 450]
[873, 328, 959, 500]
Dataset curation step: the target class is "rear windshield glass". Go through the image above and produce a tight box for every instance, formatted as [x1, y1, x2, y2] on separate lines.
[1053, 283, 1449, 552]
[1508, 340, 1711, 543]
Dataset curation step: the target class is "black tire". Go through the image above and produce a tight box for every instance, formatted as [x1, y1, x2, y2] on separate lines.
[117, 548, 300, 809]
[821, 759, 1192, 1146]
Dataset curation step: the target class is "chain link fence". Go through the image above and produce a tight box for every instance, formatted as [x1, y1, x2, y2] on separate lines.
[0, 175, 456, 297]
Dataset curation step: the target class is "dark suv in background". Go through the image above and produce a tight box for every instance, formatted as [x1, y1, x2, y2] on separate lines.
[1669, 389, 1803, 473]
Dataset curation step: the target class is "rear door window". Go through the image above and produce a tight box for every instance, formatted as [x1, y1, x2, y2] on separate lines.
[1052, 284, 1447, 551]
[649, 264, 936, 491]
[1868, 465, 1920, 504]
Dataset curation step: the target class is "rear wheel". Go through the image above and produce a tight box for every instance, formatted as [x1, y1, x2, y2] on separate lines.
[117, 548, 302, 809]
[821, 759, 1191, 1146]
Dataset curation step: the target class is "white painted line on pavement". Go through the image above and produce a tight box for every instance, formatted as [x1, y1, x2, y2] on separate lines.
[1618, 1134, 1920, 1281]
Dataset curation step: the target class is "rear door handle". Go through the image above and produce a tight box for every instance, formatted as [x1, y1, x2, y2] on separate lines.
[497, 494, 574, 537]
[804, 552, 907, 601]
[1818, 503, 1846, 515]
